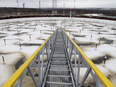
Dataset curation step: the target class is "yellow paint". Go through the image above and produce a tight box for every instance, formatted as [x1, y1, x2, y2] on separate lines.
[2, 29, 57, 87]
[63, 29, 114, 87]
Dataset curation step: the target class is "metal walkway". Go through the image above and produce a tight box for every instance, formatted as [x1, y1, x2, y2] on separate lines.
[3, 28, 114, 87]
[42, 29, 75, 87]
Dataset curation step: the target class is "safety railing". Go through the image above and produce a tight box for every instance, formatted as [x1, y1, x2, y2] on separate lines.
[62, 29, 114, 87]
[3, 28, 114, 87]
[2, 29, 58, 87]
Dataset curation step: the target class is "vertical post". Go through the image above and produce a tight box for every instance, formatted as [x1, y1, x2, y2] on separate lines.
[50, 77, 52, 87]
[66, 35, 67, 48]
[77, 53, 81, 86]
[45, 43, 48, 59]
[63, 3, 65, 16]
[48, 39, 50, 59]
[70, 9, 72, 18]
[23, 3, 25, 15]
[65, 84, 67, 87]
[67, 35, 68, 49]
[74, 47, 77, 86]
[51, 36, 53, 50]
[39, 1, 41, 14]
[38, 52, 41, 86]
[52, 0, 54, 15]
[15, 73, 24, 87]
[70, 43, 73, 59]
[17, 0, 19, 15]
[69, 40, 71, 58]
[74, 0, 76, 17]
[40, 46, 45, 83]
[55, 0, 57, 14]
[95, 75, 101, 87]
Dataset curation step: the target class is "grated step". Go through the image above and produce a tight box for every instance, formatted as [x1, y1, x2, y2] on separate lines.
[50, 66, 68, 70]
[49, 69, 69, 71]
[51, 58, 67, 61]
[48, 75, 70, 78]
[46, 81, 72, 85]
[54, 52, 65, 54]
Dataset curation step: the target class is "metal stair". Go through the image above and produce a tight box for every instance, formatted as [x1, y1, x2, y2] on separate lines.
[43, 29, 75, 87]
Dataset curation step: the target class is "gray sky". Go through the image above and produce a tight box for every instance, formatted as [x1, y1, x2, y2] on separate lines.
[0, 0, 116, 8]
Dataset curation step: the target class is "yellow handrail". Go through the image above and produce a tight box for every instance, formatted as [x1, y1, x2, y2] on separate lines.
[63, 29, 114, 87]
[2, 29, 57, 87]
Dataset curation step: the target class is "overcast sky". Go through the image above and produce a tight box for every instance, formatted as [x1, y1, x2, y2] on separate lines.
[0, 0, 116, 8]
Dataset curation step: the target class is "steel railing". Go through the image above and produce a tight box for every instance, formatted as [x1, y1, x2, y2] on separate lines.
[62, 29, 114, 87]
[3, 28, 114, 87]
[3, 29, 58, 87]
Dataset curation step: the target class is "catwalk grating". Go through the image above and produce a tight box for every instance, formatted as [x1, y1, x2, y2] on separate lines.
[42, 29, 75, 87]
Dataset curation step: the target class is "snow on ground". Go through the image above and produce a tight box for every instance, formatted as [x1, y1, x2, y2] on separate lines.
[0, 17, 116, 87]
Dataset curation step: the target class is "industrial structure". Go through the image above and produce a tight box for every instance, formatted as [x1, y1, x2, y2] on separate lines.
[39, 1, 41, 14]
[52, 0, 57, 15]
[3, 28, 114, 87]
[1, 0, 116, 87]
[63, 3, 65, 16]
[73, 0, 76, 16]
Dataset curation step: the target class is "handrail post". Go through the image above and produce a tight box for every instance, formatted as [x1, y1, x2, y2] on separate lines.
[15, 73, 24, 87]
[66, 35, 67, 48]
[69, 40, 71, 58]
[67, 35, 68, 49]
[74, 47, 77, 86]
[40, 46, 45, 84]
[95, 74, 101, 87]
[38, 52, 41, 87]
[48, 39, 50, 59]
[77, 53, 81, 86]
[45, 42, 48, 59]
